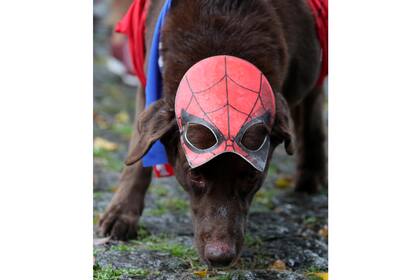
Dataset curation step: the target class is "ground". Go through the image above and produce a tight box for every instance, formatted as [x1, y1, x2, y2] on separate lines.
[93, 7, 328, 280]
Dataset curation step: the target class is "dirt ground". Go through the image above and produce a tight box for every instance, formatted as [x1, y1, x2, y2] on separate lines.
[93, 6, 328, 280]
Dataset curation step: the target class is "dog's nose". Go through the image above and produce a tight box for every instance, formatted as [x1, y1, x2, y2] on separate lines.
[204, 242, 236, 267]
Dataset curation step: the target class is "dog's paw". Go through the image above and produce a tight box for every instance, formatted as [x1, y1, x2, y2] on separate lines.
[99, 203, 139, 241]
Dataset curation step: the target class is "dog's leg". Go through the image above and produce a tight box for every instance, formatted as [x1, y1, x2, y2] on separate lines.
[291, 85, 327, 193]
[99, 87, 152, 240]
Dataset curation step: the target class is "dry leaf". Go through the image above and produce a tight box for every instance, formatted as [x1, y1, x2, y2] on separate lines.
[93, 236, 111, 246]
[94, 113, 110, 129]
[275, 177, 292, 189]
[94, 137, 118, 151]
[309, 272, 328, 280]
[318, 225, 328, 238]
[193, 269, 208, 278]
[270, 259, 287, 271]
[115, 111, 129, 124]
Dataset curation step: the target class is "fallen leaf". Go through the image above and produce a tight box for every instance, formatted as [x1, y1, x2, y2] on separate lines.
[93, 236, 111, 246]
[193, 269, 208, 278]
[270, 259, 287, 271]
[308, 272, 328, 280]
[318, 225, 328, 238]
[115, 111, 129, 124]
[94, 137, 118, 151]
[275, 177, 292, 189]
[94, 113, 110, 129]
[110, 185, 119, 193]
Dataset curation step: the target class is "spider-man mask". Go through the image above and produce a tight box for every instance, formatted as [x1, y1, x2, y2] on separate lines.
[174, 55, 276, 172]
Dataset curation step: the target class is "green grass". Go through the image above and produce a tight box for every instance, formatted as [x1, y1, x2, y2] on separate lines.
[109, 243, 133, 252]
[303, 216, 319, 226]
[150, 185, 169, 197]
[111, 123, 132, 140]
[244, 233, 263, 249]
[145, 197, 189, 216]
[93, 147, 123, 172]
[140, 234, 197, 259]
[134, 233, 201, 268]
[253, 188, 278, 210]
[93, 265, 148, 280]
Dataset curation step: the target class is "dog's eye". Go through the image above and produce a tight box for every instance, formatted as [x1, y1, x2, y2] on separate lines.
[241, 123, 268, 151]
[185, 123, 217, 150]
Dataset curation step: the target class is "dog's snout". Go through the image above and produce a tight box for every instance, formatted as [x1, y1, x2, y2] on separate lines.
[204, 242, 236, 267]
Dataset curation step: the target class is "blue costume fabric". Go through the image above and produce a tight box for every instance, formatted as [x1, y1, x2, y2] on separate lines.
[142, 0, 172, 167]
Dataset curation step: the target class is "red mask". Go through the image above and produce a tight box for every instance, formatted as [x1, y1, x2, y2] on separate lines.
[174, 55, 276, 172]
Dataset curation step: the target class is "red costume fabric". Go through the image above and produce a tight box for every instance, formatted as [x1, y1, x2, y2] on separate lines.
[307, 0, 328, 86]
[115, 0, 149, 87]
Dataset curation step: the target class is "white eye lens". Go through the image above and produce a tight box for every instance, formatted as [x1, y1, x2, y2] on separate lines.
[185, 123, 218, 150]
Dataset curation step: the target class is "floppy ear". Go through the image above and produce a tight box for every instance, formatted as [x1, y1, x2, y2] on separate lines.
[125, 99, 176, 165]
[271, 93, 295, 155]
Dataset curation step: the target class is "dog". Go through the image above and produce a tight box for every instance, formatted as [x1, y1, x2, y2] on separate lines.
[100, 0, 327, 267]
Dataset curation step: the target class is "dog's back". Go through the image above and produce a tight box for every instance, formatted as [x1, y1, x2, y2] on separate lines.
[145, 0, 321, 105]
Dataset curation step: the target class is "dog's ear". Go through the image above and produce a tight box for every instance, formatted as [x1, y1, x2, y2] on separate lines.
[125, 99, 176, 165]
[271, 93, 295, 155]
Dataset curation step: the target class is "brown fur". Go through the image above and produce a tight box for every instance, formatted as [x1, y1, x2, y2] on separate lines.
[100, 0, 326, 267]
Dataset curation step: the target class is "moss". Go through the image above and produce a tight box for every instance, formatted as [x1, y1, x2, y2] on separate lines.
[134, 234, 200, 267]
[93, 265, 148, 280]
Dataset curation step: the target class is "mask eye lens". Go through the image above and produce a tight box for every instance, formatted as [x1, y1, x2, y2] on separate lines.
[185, 123, 217, 150]
[241, 123, 268, 151]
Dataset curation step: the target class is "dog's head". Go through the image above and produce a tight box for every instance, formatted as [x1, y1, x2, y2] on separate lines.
[125, 75, 293, 267]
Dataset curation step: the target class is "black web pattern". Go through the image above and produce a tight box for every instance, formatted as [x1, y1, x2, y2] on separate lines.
[180, 56, 267, 154]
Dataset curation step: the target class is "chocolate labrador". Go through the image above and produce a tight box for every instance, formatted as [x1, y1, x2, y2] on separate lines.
[100, 0, 327, 267]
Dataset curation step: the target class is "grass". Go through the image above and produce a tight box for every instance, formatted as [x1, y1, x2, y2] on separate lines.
[134, 233, 201, 269]
[93, 147, 123, 172]
[93, 265, 148, 280]
[110, 123, 132, 140]
[150, 185, 169, 197]
[140, 234, 197, 259]
[145, 197, 189, 216]
[109, 243, 133, 252]
[253, 188, 278, 210]
[244, 233, 263, 249]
